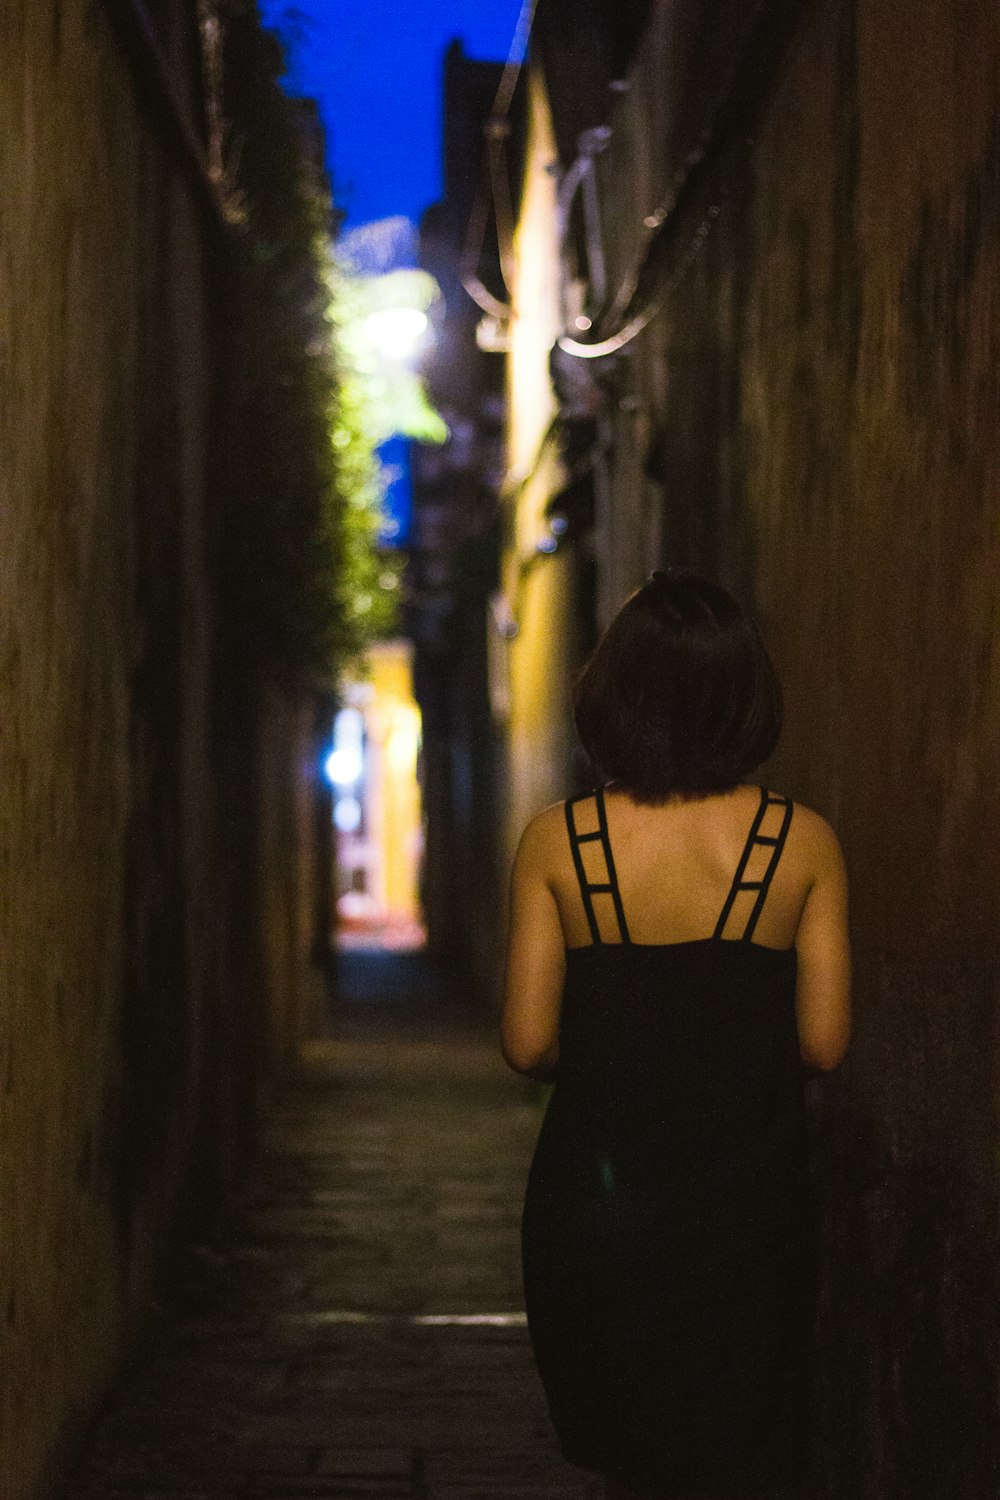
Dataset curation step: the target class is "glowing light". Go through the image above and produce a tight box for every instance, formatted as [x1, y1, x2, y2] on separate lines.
[334, 796, 362, 833]
[333, 644, 423, 939]
[363, 306, 428, 360]
[536, 535, 558, 555]
[326, 707, 365, 788]
[280, 1310, 528, 1328]
[549, 514, 569, 536]
[386, 708, 420, 775]
[325, 745, 363, 786]
[574, 314, 592, 331]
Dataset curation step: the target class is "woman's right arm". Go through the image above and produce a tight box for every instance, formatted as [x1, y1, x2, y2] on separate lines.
[501, 812, 566, 1081]
[794, 814, 852, 1072]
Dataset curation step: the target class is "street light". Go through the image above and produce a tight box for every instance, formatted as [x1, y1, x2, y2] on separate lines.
[364, 306, 429, 361]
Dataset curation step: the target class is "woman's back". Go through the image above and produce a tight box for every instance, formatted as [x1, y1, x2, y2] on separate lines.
[555, 786, 802, 1131]
[505, 783, 850, 1082]
[550, 782, 812, 951]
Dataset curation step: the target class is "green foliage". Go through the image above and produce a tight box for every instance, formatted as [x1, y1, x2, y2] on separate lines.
[332, 265, 448, 447]
[214, 1, 403, 685]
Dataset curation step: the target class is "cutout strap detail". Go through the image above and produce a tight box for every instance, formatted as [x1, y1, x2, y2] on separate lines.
[713, 787, 793, 943]
[565, 787, 631, 945]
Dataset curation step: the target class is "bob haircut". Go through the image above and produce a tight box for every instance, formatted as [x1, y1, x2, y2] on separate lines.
[573, 570, 782, 801]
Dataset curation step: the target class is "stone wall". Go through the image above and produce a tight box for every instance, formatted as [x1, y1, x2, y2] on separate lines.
[0, 6, 321, 1496]
[594, 0, 1000, 1490]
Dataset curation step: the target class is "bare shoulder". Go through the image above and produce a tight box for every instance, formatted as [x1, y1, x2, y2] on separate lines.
[513, 800, 568, 874]
[784, 799, 847, 885]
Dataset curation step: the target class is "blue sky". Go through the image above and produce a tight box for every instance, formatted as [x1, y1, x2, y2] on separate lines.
[261, 0, 525, 230]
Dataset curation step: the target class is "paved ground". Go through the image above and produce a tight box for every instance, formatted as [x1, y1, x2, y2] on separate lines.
[62, 954, 596, 1499]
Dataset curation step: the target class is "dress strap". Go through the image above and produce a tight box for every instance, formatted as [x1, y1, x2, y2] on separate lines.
[713, 787, 794, 942]
[565, 787, 632, 945]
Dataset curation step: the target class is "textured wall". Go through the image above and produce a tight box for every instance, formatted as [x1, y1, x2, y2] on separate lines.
[501, 68, 586, 867]
[0, 7, 318, 1497]
[595, 0, 1000, 1492]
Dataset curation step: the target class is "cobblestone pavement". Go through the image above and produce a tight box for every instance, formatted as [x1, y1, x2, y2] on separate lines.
[62, 955, 595, 1499]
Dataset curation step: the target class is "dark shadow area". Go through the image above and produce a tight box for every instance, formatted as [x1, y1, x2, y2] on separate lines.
[326, 948, 494, 1046]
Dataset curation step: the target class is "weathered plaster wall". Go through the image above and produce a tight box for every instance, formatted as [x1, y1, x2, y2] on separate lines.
[255, 690, 330, 1074]
[597, 0, 1000, 1491]
[502, 68, 586, 871]
[0, 7, 320, 1497]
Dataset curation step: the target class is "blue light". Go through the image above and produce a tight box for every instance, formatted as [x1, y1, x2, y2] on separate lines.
[325, 745, 364, 786]
[324, 708, 366, 787]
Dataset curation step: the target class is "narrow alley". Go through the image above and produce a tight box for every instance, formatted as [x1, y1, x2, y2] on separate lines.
[6, 2, 1000, 1497]
[61, 956, 583, 1500]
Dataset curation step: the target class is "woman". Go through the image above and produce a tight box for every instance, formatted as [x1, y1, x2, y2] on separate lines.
[502, 571, 850, 1500]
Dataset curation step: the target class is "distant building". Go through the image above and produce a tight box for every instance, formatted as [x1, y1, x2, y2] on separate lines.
[408, 42, 525, 990]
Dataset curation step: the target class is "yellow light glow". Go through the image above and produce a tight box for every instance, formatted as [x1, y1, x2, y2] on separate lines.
[386, 707, 420, 775]
[335, 641, 423, 947]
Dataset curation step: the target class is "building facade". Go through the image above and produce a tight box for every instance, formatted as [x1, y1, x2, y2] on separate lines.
[500, 0, 1000, 1491]
[0, 6, 329, 1494]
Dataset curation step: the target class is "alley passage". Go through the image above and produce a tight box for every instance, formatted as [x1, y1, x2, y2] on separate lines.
[63, 957, 588, 1499]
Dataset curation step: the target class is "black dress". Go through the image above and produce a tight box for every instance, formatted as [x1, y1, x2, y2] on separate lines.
[521, 786, 814, 1498]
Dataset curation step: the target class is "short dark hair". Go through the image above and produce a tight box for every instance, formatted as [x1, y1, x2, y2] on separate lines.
[573, 570, 782, 801]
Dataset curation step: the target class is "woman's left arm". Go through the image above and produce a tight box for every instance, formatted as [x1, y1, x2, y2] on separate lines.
[501, 814, 566, 1080]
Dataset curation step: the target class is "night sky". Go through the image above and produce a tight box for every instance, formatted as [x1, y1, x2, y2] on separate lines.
[260, 0, 525, 231]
